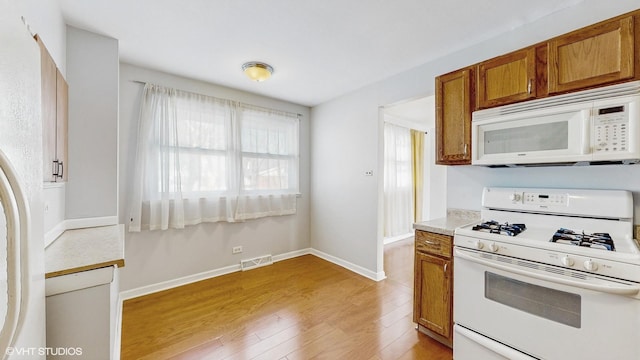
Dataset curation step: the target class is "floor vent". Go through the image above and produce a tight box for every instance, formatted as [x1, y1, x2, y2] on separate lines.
[240, 255, 273, 271]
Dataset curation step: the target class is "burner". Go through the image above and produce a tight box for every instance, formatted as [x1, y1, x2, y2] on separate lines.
[550, 228, 615, 251]
[472, 221, 526, 236]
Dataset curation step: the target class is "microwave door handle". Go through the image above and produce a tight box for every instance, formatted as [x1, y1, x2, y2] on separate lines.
[454, 248, 640, 295]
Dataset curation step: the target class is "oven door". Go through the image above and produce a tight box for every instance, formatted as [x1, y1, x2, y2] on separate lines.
[453, 247, 640, 360]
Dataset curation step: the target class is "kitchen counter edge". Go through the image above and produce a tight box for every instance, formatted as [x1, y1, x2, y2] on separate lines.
[45, 224, 125, 278]
[413, 209, 480, 236]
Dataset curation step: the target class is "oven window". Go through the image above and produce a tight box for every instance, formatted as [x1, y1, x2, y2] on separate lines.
[485, 272, 581, 328]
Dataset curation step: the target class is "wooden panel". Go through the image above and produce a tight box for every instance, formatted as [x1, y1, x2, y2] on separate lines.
[56, 70, 68, 181]
[414, 252, 452, 340]
[535, 44, 549, 99]
[549, 15, 635, 93]
[435, 68, 473, 165]
[37, 35, 58, 182]
[477, 47, 536, 108]
[415, 230, 452, 258]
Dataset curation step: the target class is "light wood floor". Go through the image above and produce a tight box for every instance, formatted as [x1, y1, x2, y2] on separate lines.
[121, 238, 452, 359]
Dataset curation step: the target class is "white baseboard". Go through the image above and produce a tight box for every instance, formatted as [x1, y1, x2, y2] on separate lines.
[65, 216, 119, 229]
[119, 263, 241, 301]
[310, 248, 386, 282]
[44, 222, 67, 248]
[119, 248, 313, 301]
[45, 216, 119, 248]
[119, 247, 386, 302]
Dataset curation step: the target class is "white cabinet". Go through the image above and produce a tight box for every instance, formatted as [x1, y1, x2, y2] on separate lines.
[46, 266, 119, 360]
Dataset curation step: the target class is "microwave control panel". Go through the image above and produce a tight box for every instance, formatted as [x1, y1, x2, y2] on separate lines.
[593, 105, 628, 153]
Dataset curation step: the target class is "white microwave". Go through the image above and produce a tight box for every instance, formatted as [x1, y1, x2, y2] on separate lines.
[472, 82, 640, 166]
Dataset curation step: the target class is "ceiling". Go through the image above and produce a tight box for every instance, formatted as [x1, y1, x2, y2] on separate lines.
[58, 0, 584, 107]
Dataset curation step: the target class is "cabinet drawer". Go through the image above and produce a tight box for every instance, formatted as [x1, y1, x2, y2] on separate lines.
[415, 231, 452, 258]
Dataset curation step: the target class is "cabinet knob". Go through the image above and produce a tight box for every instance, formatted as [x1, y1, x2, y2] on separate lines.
[528, 79, 532, 94]
[463, 143, 468, 155]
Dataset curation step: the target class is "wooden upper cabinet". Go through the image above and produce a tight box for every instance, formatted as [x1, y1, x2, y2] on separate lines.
[477, 47, 536, 109]
[435, 68, 473, 165]
[548, 15, 635, 94]
[56, 69, 68, 181]
[37, 36, 58, 182]
[36, 35, 68, 182]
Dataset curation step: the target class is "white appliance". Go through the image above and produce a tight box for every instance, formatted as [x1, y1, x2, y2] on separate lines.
[453, 187, 640, 360]
[472, 81, 640, 166]
[0, 2, 46, 358]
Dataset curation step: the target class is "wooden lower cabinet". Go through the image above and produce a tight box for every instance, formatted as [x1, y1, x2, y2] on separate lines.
[413, 230, 453, 347]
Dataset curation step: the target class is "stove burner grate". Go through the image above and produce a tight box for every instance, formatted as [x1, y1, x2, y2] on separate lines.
[550, 228, 615, 251]
[472, 220, 526, 237]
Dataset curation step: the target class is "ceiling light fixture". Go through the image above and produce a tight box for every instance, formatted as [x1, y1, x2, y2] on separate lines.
[242, 61, 273, 82]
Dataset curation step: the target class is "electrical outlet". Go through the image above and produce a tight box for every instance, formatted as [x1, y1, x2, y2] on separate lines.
[232, 246, 243, 254]
[364, 170, 373, 176]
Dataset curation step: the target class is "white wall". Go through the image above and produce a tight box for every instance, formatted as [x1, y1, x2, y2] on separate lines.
[310, 1, 640, 277]
[447, 165, 640, 220]
[15, 0, 66, 75]
[66, 26, 119, 220]
[118, 64, 311, 291]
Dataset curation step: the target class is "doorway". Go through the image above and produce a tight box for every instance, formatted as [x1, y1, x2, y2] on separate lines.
[380, 95, 447, 277]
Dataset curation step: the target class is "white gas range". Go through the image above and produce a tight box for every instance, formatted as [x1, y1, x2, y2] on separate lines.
[453, 187, 640, 360]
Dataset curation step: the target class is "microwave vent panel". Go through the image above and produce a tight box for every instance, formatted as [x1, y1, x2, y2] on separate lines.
[474, 80, 640, 120]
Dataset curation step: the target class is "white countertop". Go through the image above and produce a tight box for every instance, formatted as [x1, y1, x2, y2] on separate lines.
[45, 224, 125, 278]
[413, 209, 480, 236]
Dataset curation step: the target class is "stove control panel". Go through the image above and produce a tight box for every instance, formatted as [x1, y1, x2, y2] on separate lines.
[523, 192, 567, 206]
[455, 234, 640, 282]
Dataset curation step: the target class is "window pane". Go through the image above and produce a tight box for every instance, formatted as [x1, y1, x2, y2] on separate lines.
[240, 107, 298, 192]
[241, 110, 296, 156]
[175, 95, 228, 151]
[242, 157, 290, 191]
[179, 152, 227, 193]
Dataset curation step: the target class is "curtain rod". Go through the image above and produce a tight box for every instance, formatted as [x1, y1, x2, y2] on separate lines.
[129, 80, 303, 118]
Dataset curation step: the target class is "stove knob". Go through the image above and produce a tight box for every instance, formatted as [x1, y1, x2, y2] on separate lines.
[561, 255, 574, 267]
[475, 241, 484, 250]
[509, 193, 521, 202]
[489, 242, 499, 252]
[583, 259, 598, 271]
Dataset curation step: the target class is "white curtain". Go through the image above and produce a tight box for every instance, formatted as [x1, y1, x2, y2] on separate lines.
[129, 84, 299, 231]
[383, 122, 413, 238]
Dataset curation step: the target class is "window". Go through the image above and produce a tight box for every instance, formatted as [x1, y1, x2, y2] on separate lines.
[240, 105, 299, 194]
[129, 84, 299, 231]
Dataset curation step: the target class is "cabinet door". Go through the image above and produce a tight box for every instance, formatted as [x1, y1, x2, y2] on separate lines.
[413, 252, 452, 340]
[548, 15, 635, 94]
[435, 68, 473, 165]
[477, 48, 536, 108]
[37, 36, 58, 182]
[56, 69, 68, 181]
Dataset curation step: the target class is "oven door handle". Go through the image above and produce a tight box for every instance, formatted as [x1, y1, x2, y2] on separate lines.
[454, 248, 640, 295]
